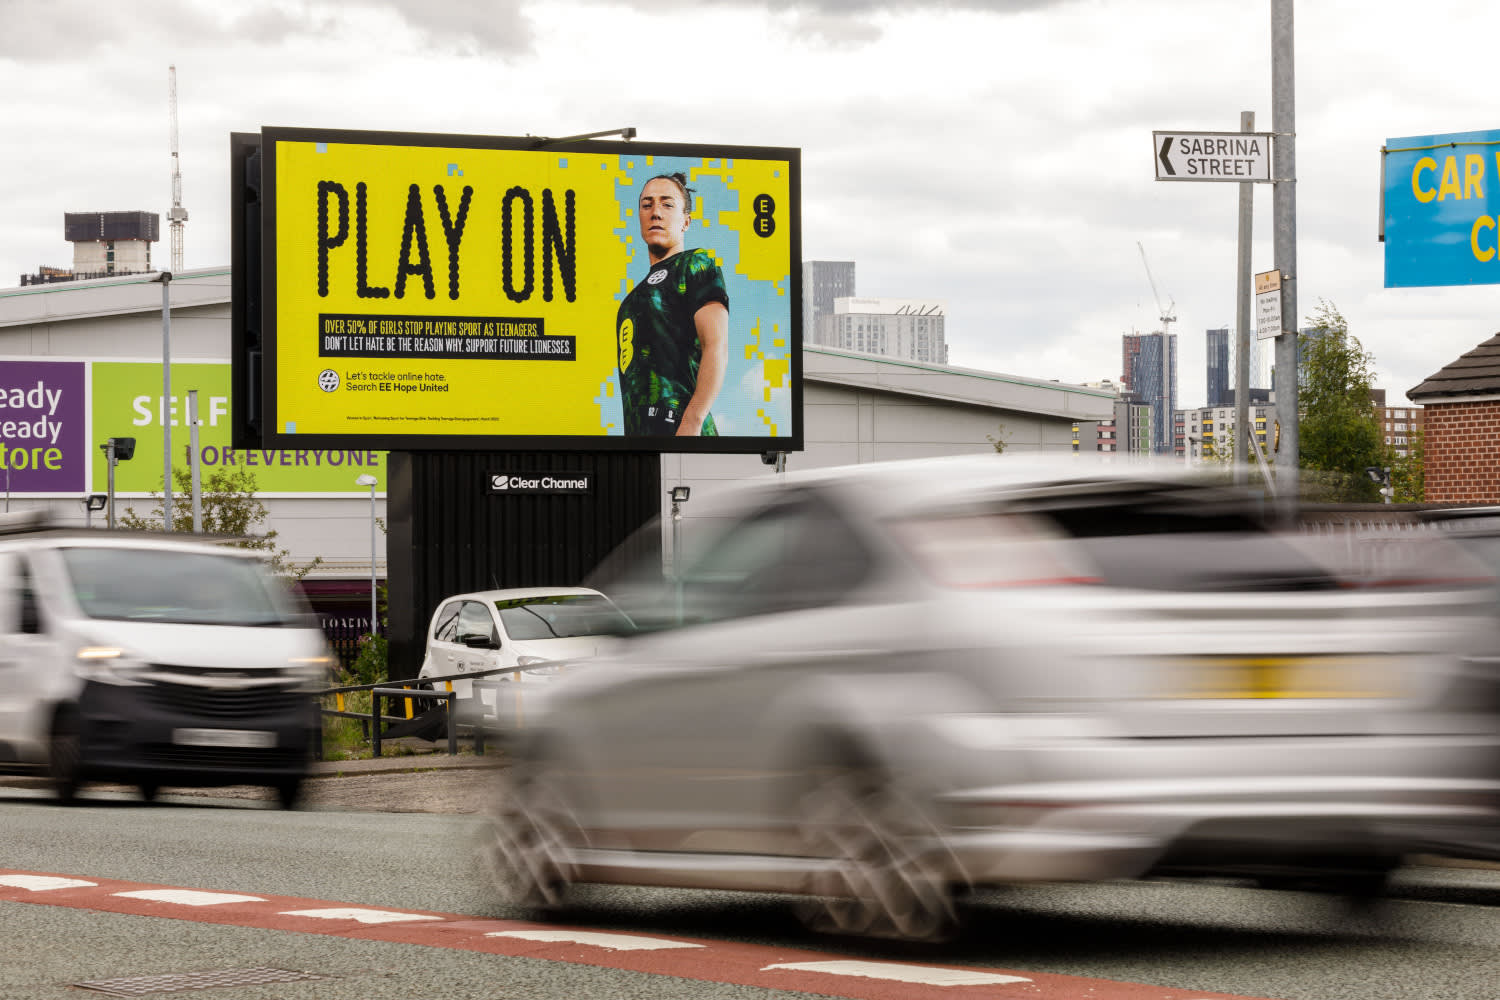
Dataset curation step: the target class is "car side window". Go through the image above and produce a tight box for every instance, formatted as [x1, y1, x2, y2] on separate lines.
[680, 491, 870, 623]
[433, 601, 463, 643]
[0, 554, 16, 633]
[17, 557, 41, 635]
[457, 601, 498, 646]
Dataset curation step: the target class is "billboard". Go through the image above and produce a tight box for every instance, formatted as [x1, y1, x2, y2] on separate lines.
[259, 127, 801, 452]
[0, 358, 385, 498]
[1383, 127, 1500, 287]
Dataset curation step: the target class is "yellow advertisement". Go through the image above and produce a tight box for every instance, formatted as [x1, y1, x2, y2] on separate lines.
[264, 128, 800, 451]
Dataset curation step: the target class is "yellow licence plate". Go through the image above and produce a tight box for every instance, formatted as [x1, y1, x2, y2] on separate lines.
[1160, 655, 1399, 700]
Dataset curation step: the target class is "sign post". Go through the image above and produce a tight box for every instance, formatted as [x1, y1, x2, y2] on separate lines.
[1155, 123, 1275, 481]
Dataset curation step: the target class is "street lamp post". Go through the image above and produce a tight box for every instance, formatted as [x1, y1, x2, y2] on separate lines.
[669, 485, 690, 623]
[355, 474, 379, 636]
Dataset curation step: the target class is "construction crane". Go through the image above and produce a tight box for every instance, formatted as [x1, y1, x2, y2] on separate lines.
[1136, 241, 1176, 337]
[1135, 241, 1177, 456]
[167, 65, 188, 272]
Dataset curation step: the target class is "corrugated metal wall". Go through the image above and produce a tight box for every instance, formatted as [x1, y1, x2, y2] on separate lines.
[385, 450, 662, 679]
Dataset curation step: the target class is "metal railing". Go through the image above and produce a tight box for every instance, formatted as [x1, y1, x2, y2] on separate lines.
[318, 664, 551, 758]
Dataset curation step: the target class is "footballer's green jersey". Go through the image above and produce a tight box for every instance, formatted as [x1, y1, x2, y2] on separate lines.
[616, 248, 727, 436]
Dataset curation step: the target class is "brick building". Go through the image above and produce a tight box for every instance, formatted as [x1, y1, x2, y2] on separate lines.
[1369, 388, 1424, 459]
[1407, 333, 1500, 502]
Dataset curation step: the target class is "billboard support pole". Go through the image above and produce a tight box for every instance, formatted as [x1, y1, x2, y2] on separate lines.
[1234, 110, 1254, 485]
[188, 389, 203, 533]
[1271, 0, 1299, 507]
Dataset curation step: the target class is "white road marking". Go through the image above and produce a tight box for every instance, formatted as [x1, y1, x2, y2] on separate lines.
[114, 889, 265, 906]
[279, 907, 443, 924]
[0, 875, 97, 892]
[486, 929, 705, 951]
[763, 961, 1032, 987]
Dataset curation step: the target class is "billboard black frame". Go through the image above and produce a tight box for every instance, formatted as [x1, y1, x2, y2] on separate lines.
[229, 131, 264, 449]
[256, 125, 803, 454]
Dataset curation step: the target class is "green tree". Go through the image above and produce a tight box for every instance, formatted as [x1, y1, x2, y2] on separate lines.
[1390, 425, 1425, 502]
[1296, 301, 1387, 502]
[118, 465, 324, 579]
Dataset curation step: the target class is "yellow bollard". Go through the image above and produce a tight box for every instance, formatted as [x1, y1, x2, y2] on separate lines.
[403, 685, 414, 720]
[336, 692, 346, 713]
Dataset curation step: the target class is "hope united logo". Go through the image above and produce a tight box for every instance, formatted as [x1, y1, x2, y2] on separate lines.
[318, 369, 340, 392]
[646, 269, 668, 286]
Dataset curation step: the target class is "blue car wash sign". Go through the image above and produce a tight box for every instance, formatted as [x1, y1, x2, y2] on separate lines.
[1384, 127, 1500, 287]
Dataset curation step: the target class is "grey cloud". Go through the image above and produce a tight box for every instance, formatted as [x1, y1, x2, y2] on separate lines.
[219, 1, 533, 56]
[0, 1, 532, 61]
[618, 0, 1074, 46]
[374, 1, 533, 55]
[0, 1, 195, 60]
[635, 0, 1068, 11]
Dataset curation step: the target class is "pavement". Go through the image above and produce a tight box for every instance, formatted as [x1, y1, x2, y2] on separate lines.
[308, 737, 507, 778]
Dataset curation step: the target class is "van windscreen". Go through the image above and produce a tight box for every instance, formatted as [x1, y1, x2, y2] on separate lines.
[60, 547, 299, 626]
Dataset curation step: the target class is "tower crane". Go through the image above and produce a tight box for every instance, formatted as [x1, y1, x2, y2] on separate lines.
[167, 65, 189, 272]
[1136, 241, 1176, 337]
[1135, 242, 1177, 455]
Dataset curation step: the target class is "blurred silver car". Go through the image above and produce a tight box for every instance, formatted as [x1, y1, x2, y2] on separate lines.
[479, 455, 1500, 939]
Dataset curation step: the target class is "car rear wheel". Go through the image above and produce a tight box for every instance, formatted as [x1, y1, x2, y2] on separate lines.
[795, 765, 959, 942]
[479, 759, 581, 910]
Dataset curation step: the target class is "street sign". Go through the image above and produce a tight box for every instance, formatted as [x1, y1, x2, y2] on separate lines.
[1154, 131, 1273, 182]
[1255, 269, 1283, 340]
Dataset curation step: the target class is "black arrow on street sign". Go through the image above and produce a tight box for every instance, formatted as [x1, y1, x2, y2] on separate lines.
[1158, 136, 1175, 176]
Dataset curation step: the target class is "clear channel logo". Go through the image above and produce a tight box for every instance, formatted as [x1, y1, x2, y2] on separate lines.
[318, 369, 340, 392]
[490, 474, 508, 491]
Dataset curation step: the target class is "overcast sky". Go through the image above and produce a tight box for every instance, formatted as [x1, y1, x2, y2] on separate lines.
[4, 0, 1497, 407]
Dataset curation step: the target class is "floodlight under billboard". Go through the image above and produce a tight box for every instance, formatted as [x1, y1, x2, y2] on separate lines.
[253, 126, 802, 453]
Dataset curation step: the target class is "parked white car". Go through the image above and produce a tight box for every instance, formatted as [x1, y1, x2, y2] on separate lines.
[416, 587, 632, 716]
[478, 454, 1500, 940]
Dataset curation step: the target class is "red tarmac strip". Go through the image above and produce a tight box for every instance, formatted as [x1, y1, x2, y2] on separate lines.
[0, 869, 1280, 1000]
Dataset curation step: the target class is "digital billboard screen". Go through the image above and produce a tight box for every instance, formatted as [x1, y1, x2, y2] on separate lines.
[260, 127, 801, 452]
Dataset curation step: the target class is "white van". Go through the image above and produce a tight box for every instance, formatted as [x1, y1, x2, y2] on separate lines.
[0, 513, 334, 807]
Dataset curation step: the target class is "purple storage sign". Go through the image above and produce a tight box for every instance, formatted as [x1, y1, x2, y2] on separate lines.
[0, 360, 86, 493]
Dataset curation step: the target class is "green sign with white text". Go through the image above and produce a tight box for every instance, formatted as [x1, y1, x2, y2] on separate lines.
[90, 361, 386, 495]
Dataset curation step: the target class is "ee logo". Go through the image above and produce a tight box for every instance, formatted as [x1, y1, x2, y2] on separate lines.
[753, 194, 776, 238]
